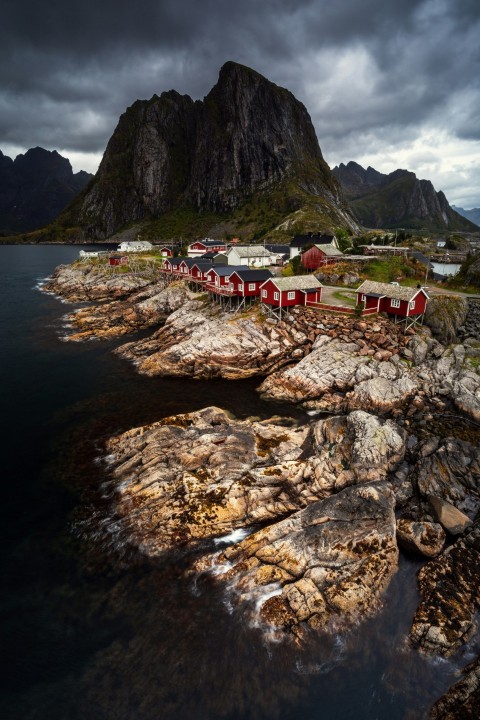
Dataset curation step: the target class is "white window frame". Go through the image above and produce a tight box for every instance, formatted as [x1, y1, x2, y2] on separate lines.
[361, 294, 366, 302]
[287, 291, 295, 300]
[238, 284, 244, 293]
[391, 298, 401, 308]
[409, 300, 415, 310]
[262, 289, 267, 298]
[274, 291, 280, 300]
[248, 283, 256, 291]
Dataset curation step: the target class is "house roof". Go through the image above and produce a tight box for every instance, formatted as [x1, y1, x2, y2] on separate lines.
[356, 280, 429, 301]
[291, 233, 335, 247]
[206, 265, 243, 277]
[227, 246, 272, 258]
[265, 244, 290, 254]
[313, 243, 343, 257]
[229, 269, 273, 282]
[263, 276, 323, 291]
[191, 239, 226, 247]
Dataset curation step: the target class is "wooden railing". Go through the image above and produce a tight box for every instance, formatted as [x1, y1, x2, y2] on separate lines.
[305, 300, 378, 316]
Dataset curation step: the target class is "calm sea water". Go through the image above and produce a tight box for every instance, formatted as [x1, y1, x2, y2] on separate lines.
[0, 245, 467, 720]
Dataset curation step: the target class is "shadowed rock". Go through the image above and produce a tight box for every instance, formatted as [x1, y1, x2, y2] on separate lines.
[409, 520, 480, 656]
[429, 657, 480, 719]
[396, 518, 445, 557]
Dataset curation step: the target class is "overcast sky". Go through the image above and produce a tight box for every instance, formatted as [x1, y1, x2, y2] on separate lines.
[1, 0, 479, 207]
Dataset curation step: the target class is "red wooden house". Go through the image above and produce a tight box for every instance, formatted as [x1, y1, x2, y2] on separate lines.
[187, 239, 227, 257]
[108, 254, 128, 266]
[190, 261, 217, 282]
[260, 276, 323, 317]
[301, 244, 343, 270]
[229, 269, 273, 297]
[356, 281, 429, 318]
[204, 266, 243, 290]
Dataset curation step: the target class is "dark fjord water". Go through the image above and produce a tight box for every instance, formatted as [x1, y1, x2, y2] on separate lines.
[0, 245, 468, 720]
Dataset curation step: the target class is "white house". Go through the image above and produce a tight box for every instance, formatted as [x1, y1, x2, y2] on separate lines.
[226, 245, 273, 266]
[118, 241, 153, 253]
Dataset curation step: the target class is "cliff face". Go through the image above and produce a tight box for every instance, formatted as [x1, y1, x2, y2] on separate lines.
[0, 147, 92, 233]
[76, 62, 354, 239]
[332, 161, 477, 232]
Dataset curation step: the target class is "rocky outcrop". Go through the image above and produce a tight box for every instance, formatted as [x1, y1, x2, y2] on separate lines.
[332, 161, 478, 232]
[58, 61, 356, 240]
[424, 296, 469, 344]
[116, 301, 310, 379]
[63, 280, 196, 340]
[43, 262, 155, 302]
[429, 657, 480, 719]
[409, 520, 480, 656]
[412, 436, 480, 519]
[0, 147, 92, 234]
[258, 333, 418, 413]
[105, 407, 405, 558]
[196, 482, 398, 638]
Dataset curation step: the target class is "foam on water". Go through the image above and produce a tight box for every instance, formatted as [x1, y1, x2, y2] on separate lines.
[213, 528, 251, 546]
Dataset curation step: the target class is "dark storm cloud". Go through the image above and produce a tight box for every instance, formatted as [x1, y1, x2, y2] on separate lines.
[1, 0, 479, 201]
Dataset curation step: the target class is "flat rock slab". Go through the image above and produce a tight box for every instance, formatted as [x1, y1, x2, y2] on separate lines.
[409, 520, 480, 656]
[196, 481, 398, 638]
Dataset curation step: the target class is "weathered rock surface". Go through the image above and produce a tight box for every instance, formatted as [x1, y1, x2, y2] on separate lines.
[196, 482, 398, 638]
[43, 262, 155, 302]
[106, 406, 310, 554]
[105, 407, 405, 560]
[116, 301, 309, 379]
[429, 657, 480, 719]
[303, 411, 405, 498]
[412, 436, 480, 519]
[424, 296, 469, 345]
[409, 520, 480, 656]
[65, 280, 196, 340]
[427, 496, 473, 536]
[258, 334, 419, 413]
[396, 518, 445, 557]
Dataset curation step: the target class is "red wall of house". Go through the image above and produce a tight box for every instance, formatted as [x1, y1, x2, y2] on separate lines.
[301, 246, 326, 270]
[229, 274, 263, 296]
[357, 293, 380, 310]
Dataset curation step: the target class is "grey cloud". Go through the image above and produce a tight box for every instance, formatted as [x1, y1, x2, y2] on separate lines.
[0, 0, 479, 205]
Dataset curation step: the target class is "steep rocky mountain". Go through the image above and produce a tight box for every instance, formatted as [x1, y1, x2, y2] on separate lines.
[58, 61, 357, 241]
[332, 161, 477, 232]
[0, 147, 92, 234]
[452, 205, 480, 227]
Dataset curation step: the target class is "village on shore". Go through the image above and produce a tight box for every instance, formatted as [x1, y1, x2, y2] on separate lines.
[78, 233, 443, 330]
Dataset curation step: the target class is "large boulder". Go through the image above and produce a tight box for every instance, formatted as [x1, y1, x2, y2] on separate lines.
[43, 262, 154, 302]
[424, 296, 469, 344]
[429, 657, 480, 719]
[196, 482, 398, 638]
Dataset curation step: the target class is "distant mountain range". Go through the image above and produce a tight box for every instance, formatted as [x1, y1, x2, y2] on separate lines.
[452, 205, 480, 228]
[332, 161, 478, 232]
[0, 147, 93, 234]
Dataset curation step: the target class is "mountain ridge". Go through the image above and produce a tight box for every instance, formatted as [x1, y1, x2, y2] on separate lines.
[0, 147, 93, 234]
[53, 61, 358, 242]
[332, 160, 477, 232]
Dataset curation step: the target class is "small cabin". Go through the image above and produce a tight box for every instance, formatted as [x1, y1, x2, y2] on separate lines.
[157, 246, 174, 257]
[198, 252, 229, 265]
[301, 244, 343, 270]
[108, 254, 128, 266]
[187, 239, 227, 257]
[356, 280, 429, 317]
[260, 276, 323, 313]
[190, 261, 217, 281]
[229, 269, 273, 296]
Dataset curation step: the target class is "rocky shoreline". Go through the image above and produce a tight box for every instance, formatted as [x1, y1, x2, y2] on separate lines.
[44, 262, 480, 716]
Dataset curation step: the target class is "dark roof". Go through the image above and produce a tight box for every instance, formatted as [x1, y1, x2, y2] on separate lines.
[291, 233, 335, 247]
[301, 287, 322, 294]
[191, 261, 214, 270]
[229, 269, 273, 282]
[206, 265, 243, 276]
[265, 244, 290, 254]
